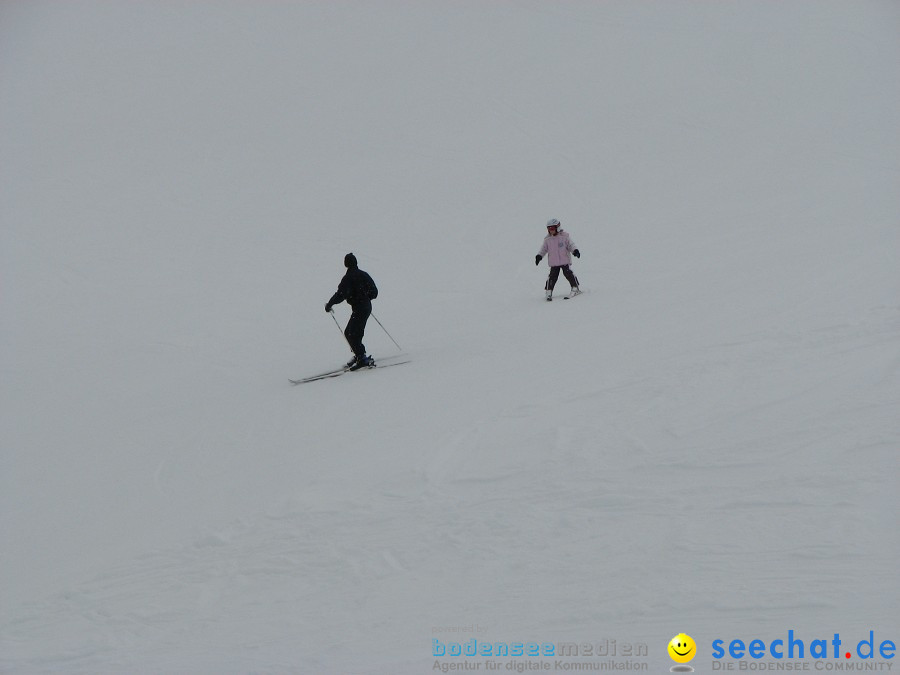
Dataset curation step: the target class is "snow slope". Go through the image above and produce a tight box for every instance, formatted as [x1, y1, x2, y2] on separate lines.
[1, 1, 898, 672]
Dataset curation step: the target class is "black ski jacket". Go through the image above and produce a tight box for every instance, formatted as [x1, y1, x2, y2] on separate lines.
[328, 268, 378, 310]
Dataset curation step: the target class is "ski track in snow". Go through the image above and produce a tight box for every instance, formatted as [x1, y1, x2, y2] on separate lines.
[5, 306, 898, 671]
[3, 301, 898, 673]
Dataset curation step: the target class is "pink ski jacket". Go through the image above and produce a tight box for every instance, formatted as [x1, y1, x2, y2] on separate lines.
[538, 229, 577, 267]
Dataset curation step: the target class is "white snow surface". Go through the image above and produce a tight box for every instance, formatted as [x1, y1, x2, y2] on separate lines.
[2, 1, 899, 673]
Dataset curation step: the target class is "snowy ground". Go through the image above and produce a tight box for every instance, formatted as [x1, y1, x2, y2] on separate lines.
[2, 1, 899, 673]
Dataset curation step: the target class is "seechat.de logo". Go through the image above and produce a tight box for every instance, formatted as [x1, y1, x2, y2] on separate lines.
[711, 631, 896, 662]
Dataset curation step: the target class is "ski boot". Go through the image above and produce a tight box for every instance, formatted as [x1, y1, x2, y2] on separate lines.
[348, 354, 375, 371]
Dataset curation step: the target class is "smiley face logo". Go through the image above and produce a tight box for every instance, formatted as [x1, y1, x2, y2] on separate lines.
[668, 634, 696, 664]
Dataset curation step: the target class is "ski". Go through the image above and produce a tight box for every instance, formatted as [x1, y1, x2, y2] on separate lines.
[289, 368, 348, 385]
[290, 355, 410, 385]
[543, 289, 585, 302]
[289, 359, 410, 385]
[356, 359, 411, 373]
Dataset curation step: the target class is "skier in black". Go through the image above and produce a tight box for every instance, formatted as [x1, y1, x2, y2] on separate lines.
[325, 253, 378, 370]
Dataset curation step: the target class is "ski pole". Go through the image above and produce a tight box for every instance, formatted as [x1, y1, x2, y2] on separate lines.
[371, 312, 402, 351]
[328, 309, 353, 350]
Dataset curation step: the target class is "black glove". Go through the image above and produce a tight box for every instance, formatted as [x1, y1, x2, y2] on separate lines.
[573, 249, 580, 258]
[325, 303, 333, 313]
[535, 255, 542, 266]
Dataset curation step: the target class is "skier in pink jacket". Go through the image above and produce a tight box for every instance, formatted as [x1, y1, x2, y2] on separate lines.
[535, 218, 582, 301]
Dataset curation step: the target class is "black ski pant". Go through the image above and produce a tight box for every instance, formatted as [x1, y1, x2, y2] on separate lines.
[545, 264, 579, 291]
[345, 301, 371, 359]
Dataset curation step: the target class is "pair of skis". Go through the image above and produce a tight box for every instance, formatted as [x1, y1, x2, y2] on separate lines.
[547, 289, 584, 301]
[290, 354, 411, 385]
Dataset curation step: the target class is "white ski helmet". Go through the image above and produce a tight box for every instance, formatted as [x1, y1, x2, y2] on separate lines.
[547, 218, 560, 229]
